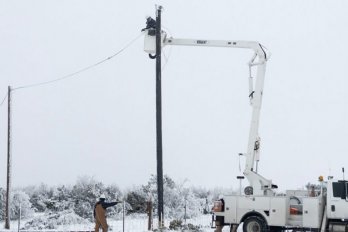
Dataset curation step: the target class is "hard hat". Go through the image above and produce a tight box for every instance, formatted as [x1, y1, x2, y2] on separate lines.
[100, 194, 106, 199]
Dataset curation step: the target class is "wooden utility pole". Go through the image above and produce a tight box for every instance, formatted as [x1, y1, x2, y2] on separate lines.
[155, 5, 164, 229]
[147, 200, 153, 230]
[5, 86, 12, 229]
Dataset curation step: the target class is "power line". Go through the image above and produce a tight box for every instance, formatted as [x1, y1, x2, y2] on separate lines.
[0, 93, 8, 106]
[162, 46, 172, 71]
[12, 32, 143, 91]
[160, 25, 172, 71]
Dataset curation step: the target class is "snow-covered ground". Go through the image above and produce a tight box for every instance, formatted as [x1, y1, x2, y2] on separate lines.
[0, 214, 241, 232]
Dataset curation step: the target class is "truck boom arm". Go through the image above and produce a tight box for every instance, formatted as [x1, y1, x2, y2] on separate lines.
[144, 29, 275, 195]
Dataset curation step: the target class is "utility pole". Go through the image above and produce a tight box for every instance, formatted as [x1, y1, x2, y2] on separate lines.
[143, 5, 165, 228]
[147, 199, 153, 230]
[5, 86, 12, 229]
[155, 5, 164, 229]
[122, 200, 125, 232]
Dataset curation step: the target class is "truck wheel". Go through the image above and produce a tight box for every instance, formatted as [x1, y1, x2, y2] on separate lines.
[243, 216, 268, 232]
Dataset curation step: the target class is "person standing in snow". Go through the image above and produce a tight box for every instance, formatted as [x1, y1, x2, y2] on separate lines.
[94, 194, 119, 232]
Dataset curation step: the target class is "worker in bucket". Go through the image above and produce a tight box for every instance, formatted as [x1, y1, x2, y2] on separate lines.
[94, 194, 119, 232]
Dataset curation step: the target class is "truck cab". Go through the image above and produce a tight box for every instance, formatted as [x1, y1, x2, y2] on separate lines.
[326, 179, 348, 230]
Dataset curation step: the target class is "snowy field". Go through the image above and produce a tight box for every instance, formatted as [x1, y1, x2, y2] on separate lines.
[0, 215, 241, 232]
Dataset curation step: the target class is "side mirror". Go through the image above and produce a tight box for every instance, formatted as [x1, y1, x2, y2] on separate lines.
[346, 183, 348, 201]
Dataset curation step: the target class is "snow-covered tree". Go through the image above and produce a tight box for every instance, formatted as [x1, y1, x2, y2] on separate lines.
[0, 188, 5, 220]
[24, 210, 89, 229]
[8, 174, 225, 224]
[71, 176, 104, 219]
[104, 184, 122, 201]
[142, 175, 204, 219]
[74, 201, 92, 219]
[49, 185, 74, 211]
[10, 190, 35, 219]
[125, 186, 147, 214]
[70, 176, 122, 219]
[24, 183, 54, 212]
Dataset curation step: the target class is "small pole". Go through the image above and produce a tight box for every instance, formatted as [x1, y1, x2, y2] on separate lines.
[147, 199, 153, 231]
[17, 201, 21, 232]
[122, 200, 125, 232]
[5, 86, 12, 229]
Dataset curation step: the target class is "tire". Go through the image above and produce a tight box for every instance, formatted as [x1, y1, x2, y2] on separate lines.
[243, 216, 268, 232]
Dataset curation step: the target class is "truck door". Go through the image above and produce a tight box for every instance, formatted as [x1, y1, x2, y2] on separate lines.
[327, 181, 348, 219]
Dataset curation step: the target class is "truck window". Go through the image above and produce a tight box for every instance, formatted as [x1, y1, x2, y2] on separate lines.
[333, 182, 346, 199]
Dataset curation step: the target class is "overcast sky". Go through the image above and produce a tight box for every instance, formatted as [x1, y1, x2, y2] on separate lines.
[0, 0, 347, 192]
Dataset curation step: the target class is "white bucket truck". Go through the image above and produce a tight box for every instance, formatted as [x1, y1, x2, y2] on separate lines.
[213, 178, 348, 231]
[142, 15, 348, 232]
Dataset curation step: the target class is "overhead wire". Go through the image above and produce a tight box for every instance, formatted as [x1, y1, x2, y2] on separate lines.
[12, 32, 144, 91]
[161, 25, 173, 71]
[0, 93, 8, 106]
[162, 46, 172, 71]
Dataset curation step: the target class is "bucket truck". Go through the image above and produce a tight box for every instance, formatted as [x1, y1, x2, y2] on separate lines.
[142, 16, 348, 232]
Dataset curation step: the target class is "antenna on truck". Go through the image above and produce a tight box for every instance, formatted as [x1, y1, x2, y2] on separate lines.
[343, 167, 345, 181]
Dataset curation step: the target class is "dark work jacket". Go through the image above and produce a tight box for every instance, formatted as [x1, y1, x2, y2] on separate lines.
[93, 200, 118, 218]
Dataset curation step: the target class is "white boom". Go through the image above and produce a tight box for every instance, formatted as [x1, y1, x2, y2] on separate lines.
[144, 29, 275, 196]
